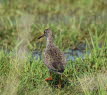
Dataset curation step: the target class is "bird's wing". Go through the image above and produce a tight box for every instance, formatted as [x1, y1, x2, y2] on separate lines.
[44, 46, 66, 72]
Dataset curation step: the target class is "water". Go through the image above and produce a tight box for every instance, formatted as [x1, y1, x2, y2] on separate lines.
[0, 43, 90, 61]
[32, 49, 88, 61]
[32, 43, 89, 61]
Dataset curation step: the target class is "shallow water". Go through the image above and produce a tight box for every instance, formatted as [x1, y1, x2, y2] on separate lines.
[32, 49, 89, 61]
[32, 43, 89, 61]
[0, 43, 90, 61]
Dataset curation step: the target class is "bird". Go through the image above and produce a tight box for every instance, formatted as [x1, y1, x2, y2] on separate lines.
[38, 29, 67, 87]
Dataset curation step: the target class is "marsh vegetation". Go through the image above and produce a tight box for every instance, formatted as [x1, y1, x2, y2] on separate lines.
[0, 0, 107, 95]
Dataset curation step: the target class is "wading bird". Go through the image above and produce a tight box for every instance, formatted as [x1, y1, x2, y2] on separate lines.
[38, 29, 67, 87]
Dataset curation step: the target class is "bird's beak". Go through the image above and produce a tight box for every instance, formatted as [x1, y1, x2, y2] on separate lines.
[38, 34, 45, 39]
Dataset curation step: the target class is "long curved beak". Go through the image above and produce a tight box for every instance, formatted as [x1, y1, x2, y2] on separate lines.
[38, 34, 45, 39]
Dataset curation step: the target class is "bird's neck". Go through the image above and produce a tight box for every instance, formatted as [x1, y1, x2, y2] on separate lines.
[46, 36, 54, 47]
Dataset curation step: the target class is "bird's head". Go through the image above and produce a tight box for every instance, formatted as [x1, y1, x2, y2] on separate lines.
[38, 29, 52, 39]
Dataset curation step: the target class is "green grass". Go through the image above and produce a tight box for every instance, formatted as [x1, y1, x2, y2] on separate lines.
[0, 42, 107, 95]
[0, 0, 107, 95]
[0, 0, 107, 50]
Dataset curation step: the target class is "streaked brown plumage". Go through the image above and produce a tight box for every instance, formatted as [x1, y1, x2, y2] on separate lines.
[38, 29, 67, 87]
[44, 40, 66, 74]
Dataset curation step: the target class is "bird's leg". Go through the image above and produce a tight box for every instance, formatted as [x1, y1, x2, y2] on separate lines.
[45, 71, 53, 81]
[58, 79, 61, 88]
[58, 75, 62, 88]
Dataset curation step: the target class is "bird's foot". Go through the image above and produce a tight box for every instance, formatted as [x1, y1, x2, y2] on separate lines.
[45, 76, 53, 81]
[57, 83, 62, 88]
[54, 84, 62, 88]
